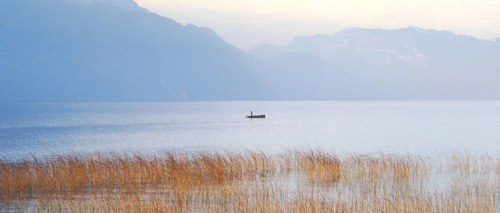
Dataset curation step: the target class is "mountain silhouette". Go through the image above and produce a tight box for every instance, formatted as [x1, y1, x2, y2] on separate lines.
[251, 27, 500, 99]
[1, 0, 498, 101]
[0, 0, 267, 101]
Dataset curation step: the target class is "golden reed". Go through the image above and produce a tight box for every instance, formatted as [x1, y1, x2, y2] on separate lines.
[1, 151, 498, 212]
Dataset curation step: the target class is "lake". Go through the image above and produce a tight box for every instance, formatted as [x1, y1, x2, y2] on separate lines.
[1, 101, 500, 160]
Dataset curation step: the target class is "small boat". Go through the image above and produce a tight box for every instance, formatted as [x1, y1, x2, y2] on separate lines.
[246, 111, 265, 119]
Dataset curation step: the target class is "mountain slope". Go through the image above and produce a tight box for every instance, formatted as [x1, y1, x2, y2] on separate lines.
[1, 0, 498, 101]
[251, 27, 500, 99]
[0, 0, 267, 101]
[254, 52, 392, 100]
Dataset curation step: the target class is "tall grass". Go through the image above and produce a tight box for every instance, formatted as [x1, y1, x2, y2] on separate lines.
[1, 151, 499, 212]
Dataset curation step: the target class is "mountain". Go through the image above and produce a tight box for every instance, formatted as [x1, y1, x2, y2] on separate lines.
[76, 0, 147, 12]
[251, 27, 500, 99]
[0, 0, 267, 101]
[1, 0, 498, 101]
[252, 52, 391, 100]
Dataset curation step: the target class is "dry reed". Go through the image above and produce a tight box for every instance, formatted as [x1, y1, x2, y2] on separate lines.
[1, 150, 499, 212]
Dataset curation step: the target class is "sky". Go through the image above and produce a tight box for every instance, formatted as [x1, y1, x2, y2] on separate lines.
[135, 0, 500, 50]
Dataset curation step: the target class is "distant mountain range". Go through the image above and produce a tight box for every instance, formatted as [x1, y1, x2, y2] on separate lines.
[1, 0, 499, 101]
[251, 27, 500, 99]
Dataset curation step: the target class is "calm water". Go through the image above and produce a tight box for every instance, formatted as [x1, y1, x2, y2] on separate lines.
[1, 101, 500, 160]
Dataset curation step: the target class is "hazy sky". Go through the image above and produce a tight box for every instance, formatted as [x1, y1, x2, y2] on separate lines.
[135, 0, 500, 50]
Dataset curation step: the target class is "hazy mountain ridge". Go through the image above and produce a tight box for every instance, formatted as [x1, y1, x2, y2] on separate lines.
[76, 0, 147, 12]
[0, 0, 268, 101]
[251, 27, 500, 99]
[1, 0, 498, 101]
[253, 51, 393, 100]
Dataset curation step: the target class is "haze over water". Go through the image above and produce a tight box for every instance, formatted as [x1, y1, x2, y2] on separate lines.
[1, 101, 499, 160]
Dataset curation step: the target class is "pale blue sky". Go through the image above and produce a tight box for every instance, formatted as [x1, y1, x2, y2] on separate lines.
[136, 0, 500, 50]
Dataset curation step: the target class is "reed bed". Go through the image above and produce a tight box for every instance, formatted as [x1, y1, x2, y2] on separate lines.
[1, 151, 499, 212]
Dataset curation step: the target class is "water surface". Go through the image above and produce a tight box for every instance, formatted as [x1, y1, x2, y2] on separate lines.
[1, 101, 499, 159]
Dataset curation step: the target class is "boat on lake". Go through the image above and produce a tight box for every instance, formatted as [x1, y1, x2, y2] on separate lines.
[246, 111, 265, 119]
